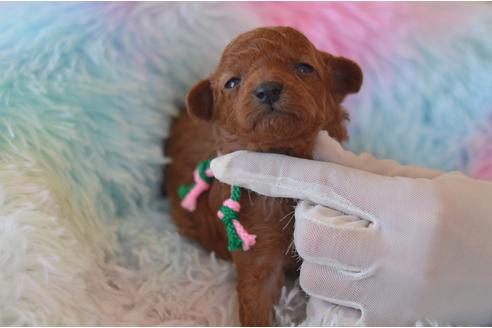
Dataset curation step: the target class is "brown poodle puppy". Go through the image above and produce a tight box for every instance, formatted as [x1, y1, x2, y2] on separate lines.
[164, 26, 362, 326]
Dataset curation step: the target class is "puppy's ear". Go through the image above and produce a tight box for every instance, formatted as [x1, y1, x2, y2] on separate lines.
[186, 79, 214, 121]
[331, 56, 363, 97]
[321, 52, 363, 102]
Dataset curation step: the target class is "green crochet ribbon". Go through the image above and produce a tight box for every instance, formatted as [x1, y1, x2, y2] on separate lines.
[218, 185, 243, 251]
[178, 159, 213, 200]
[178, 160, 248, 252]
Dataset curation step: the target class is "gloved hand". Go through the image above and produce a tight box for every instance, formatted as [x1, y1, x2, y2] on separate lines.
[210, 131, 492, 326]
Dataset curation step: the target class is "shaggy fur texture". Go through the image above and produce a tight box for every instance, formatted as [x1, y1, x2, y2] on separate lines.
[165, 26, 361, 326]
[0, 2, 261, 326]
[0, 2, 491, 326]
[250, 2, 492, 177]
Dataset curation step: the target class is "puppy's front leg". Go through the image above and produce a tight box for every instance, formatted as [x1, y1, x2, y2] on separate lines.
[233, 250, 286, 326]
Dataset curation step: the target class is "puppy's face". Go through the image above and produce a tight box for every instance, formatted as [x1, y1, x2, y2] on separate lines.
[186, 27, 362, 154]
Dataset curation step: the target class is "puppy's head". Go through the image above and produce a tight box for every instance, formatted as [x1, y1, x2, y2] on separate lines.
[186, 26, 362, 156]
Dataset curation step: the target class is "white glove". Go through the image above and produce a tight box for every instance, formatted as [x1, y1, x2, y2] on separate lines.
[210, 131, 492, 326]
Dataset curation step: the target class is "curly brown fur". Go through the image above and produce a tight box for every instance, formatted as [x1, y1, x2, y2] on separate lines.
[164, 26, 362, 326]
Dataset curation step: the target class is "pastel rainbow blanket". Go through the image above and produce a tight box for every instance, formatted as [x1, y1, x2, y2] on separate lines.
[0, 2, 491, 326]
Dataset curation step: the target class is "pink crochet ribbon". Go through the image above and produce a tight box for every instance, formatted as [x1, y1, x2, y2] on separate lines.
[180, 168, 213, 211]
[217, 198, 256, 251]
[179, 160, 256, 251]
[233, 219, 257, 251]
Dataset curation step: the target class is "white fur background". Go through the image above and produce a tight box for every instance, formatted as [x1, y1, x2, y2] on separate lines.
[1, 2, 491, 326]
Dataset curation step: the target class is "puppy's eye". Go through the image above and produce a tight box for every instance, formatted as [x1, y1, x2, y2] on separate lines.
[224, 77, 241, 89]
[295, 63, 315, 74]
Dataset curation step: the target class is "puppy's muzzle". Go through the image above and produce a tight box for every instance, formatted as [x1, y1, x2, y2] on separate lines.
[254, 81, 283, 105]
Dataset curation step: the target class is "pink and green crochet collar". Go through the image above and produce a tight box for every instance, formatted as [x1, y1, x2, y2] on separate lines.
[178, 159, 256, 252]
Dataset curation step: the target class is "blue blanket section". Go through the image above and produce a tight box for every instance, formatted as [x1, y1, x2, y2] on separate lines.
[343, 13, 492, 173]
[0, 3, 255, 219]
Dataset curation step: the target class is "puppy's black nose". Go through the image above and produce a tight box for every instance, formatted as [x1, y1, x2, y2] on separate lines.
[254, 82, 283, 105]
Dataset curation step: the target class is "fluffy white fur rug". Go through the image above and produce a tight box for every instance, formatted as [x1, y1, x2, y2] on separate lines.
[1, 2, 491, 326]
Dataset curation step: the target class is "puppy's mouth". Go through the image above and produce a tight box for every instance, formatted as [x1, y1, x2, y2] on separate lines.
[260, 103, 300, 117]
[218, 102, 323, 158]
[246, 104, 312, 139]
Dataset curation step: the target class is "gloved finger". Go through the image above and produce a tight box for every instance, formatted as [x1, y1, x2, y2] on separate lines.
[294, 201, 380, 270]
[314, 131, 443, 179]
[299, 261, 368, 312]
[211, 150, 431, 221]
